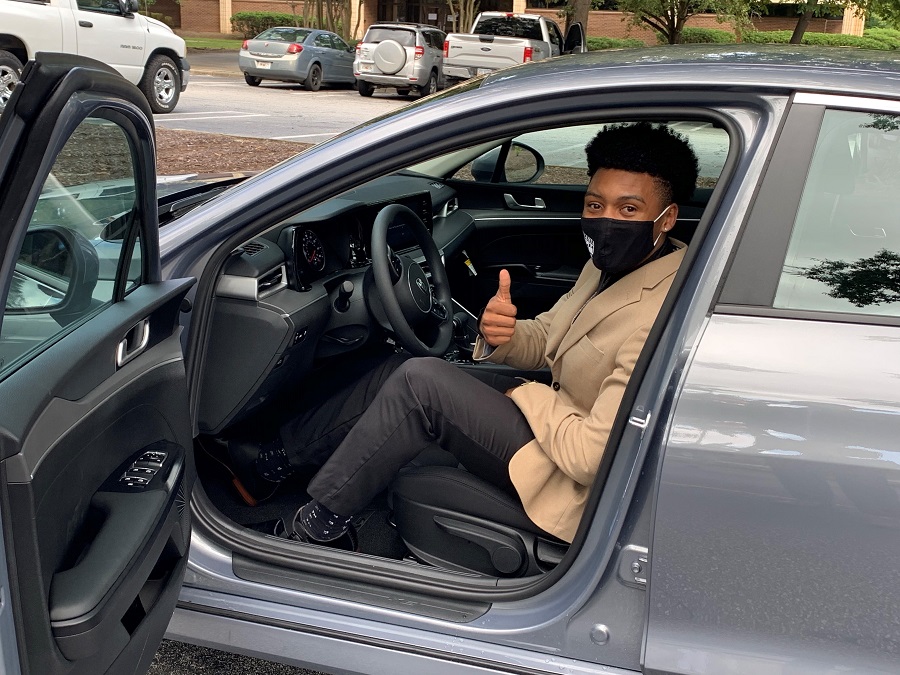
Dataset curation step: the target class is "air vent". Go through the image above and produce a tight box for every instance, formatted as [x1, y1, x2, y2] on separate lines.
[442, 197, 458, 217]
[242, 241, 266, 256]
[257, 265, 286, 298]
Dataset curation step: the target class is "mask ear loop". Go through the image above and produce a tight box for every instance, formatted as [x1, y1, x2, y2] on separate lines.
[652, 204, 675, 246]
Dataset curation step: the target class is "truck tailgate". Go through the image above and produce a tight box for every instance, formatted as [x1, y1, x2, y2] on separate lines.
[445, 34, 540, 71]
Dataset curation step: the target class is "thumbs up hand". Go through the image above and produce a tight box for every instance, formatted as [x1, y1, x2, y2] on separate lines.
[479, 269, 518, 347]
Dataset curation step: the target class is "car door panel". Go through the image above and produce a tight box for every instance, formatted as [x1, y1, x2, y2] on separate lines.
[0, 55, 193, 675]
[1, 280, 194, 674]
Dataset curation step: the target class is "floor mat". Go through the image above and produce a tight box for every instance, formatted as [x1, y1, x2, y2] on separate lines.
[196, 438, 410, 559]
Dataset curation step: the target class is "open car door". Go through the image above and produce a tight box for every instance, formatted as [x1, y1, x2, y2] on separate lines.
[563, 22, 586, 55]
[0, 54, 194, 674]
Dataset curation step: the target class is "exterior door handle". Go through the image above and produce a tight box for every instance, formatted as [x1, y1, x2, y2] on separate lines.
[116, 318, 150, 367]
[79, 20, 93, 27]
[504, 194, 546, 210]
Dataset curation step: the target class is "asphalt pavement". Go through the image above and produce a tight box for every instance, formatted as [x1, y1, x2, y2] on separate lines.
[187, 49, 244, 78]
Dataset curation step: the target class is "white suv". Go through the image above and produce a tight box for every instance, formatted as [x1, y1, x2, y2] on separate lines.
[354, 23, 445, 97]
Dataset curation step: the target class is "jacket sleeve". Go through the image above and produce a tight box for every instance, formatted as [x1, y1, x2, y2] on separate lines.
[472, 282, 580, 369]
[508, 322, 650, 486]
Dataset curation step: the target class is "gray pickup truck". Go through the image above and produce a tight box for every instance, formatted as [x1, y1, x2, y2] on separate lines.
[443, 12, 584, 82]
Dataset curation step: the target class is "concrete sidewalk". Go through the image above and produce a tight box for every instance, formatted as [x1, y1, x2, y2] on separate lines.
[187, 49, 242, 77]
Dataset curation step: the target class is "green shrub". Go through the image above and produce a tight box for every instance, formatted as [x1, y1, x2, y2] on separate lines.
[230, 12, 307, 38]
[678, 27, 736, 44]
[801, 32, 890, 49]
[586, 36, 646, 50]
[742, 30, 791, 44]
[743, 29, 896, 50]
[863, 28, 900, 49]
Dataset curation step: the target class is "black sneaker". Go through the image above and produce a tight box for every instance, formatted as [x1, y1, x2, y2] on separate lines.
[248, 516, 359, 552]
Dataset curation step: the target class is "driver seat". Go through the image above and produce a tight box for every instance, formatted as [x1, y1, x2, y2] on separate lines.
[388, 466, 569, 577]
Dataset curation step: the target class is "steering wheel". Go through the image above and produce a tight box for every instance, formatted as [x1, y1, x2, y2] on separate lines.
[370, 204, 452, 357]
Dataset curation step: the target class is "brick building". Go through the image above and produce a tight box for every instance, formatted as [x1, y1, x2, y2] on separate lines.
[179, 0, 864, 42]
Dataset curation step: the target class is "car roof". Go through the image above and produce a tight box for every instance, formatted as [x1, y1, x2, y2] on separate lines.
[480, 45, 900, 101]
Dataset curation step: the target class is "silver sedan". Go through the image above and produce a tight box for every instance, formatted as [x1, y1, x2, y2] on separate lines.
[238, 27, 356, 91]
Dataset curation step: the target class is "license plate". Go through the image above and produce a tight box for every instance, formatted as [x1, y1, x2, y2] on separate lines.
[476, 68, 492, 76]
[360, 63, 372, 72]
[256, 61, 272, 69]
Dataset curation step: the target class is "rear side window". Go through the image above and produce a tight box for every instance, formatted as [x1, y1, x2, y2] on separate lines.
[365, 28, 416, 47]
[774, 109, 900, 317]
[473, 17, 543, 40]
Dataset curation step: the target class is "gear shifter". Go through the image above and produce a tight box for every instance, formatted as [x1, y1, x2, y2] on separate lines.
[335, 280, 354, 312]
[451, 312, 477, 360]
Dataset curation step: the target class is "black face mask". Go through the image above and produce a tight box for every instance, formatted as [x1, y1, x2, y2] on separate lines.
[581, 205, 672, 275]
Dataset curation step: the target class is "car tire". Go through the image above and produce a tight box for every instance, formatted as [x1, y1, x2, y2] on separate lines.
[358, 80, 375, 97]
[418, 71, 437, 97]
[140, 55, 181, 114]
[304, 64, 323, 92]
[372, 40, 406, 75]
[0, 50, 24, 114]
[244, 73, 262, 87]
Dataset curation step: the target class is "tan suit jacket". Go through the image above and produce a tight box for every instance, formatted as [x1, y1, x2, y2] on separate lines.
[473, 241, 686, 542]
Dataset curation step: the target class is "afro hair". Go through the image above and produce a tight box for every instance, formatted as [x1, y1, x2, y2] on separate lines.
[584, 122, 700, 205]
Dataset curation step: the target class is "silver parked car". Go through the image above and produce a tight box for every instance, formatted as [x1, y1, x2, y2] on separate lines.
[354, 22, 445, 97]
[1, 46, 900, 675]
[238, 27, 356, 91]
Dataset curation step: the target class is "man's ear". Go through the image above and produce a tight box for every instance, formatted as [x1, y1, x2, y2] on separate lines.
[662, 203, 679, 232]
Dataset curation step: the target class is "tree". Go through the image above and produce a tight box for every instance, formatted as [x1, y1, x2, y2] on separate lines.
[617, 0, 756, 44]
[447, 0, 480, 32]
[803, 249, 900, 307]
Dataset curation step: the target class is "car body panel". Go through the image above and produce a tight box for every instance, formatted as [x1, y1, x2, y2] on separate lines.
[648, 315, 900, 674]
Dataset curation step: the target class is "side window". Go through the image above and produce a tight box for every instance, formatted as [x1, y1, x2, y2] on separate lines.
[332, 35, 350, 51]
[1, 115, 142, 377]
[76, 0, 122, 14]
[548, 24, 562, 49]
[774, 109, 900, 317]
[452, 121, 728, 188]
[315, 34, 333, 49]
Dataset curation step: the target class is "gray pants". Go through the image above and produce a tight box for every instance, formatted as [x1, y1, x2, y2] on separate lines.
[282, 356, 536, 517]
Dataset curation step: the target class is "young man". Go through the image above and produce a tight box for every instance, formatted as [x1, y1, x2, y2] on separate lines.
[248, 122, 699, 549]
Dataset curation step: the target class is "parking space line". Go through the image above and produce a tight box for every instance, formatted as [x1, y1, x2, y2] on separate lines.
[155, 113, 270, 121]
[272, 133, 338, 140]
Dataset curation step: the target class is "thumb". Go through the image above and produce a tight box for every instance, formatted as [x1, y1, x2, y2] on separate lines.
[497, 269, 512, 303]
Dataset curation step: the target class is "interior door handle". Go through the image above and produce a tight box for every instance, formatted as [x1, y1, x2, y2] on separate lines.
[116, 318, 150, 367]
[504, 194, 546, 210]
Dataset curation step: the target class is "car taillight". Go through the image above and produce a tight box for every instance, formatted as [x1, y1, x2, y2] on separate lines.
[242, 40, 248, 50]
[415, 46, 424, 60]
[523, 46, 533, 63]
[443, 40, 449, 57]
[286, 43, 303, 54]
[356, 42, 361, 53]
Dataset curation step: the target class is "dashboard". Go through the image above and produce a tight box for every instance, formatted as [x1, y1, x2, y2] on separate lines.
[197, 173, 474, 435]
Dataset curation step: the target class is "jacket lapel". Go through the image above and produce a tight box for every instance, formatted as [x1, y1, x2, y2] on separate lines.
[552, 243, 686, 361]
[545, 263, 601, 359]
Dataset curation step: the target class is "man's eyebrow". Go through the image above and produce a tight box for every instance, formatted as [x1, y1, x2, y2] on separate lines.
[584, 190, 647, 204]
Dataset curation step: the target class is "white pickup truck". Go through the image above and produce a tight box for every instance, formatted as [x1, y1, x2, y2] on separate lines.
[442, 12, 584, 83]
[0, 0, 189, 114]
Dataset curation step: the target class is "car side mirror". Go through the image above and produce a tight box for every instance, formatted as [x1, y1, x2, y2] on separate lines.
[6, 226, 100, 322]
[118, 0, 139, 15]
[470, 142, 545, 184]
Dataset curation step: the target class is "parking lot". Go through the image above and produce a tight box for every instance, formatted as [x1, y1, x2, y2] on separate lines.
[154, 50, 408, 142]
